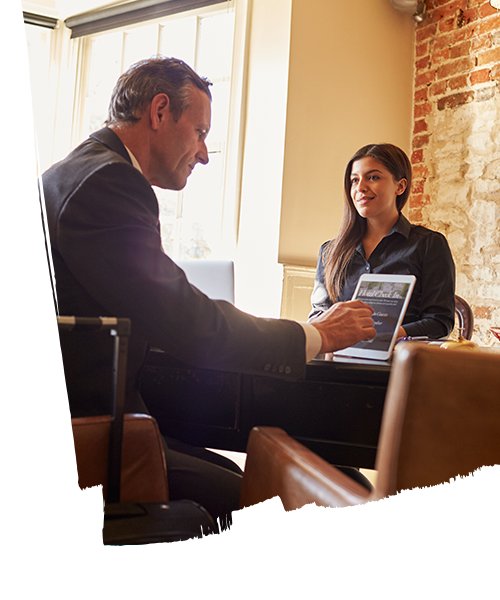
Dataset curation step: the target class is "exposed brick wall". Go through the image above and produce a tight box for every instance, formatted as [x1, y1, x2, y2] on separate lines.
[410, 0, 500, 345]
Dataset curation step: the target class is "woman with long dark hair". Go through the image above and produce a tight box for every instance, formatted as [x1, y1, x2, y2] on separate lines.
[309, 143, 455, 339]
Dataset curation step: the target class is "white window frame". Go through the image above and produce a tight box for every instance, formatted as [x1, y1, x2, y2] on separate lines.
[67, 0, 249, 261]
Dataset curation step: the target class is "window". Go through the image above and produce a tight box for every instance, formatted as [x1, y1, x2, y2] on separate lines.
[25, 0, 291, 318]
[73, 4, 241, 260]
[24, 22, 57, 171]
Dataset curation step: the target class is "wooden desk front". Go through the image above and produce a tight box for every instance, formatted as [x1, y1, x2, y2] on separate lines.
[140, 351, 390, 469]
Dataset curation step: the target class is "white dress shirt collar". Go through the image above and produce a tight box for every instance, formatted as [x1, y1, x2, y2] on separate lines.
[124, 144, 142, 173]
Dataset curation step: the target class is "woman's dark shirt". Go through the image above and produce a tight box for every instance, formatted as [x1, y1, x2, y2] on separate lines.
[309, 215, 456, 339]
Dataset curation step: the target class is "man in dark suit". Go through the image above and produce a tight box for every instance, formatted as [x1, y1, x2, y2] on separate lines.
[42, 57, 375, 527]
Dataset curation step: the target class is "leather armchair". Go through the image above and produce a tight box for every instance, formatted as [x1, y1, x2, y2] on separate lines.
[60, 315, 217, 543]
[240, 342, 500, 510]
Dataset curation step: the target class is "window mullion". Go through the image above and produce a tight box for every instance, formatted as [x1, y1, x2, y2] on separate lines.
[71, 36, 91, 149]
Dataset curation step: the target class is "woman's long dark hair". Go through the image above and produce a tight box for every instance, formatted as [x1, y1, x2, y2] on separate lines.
[322, 143, 412, 301]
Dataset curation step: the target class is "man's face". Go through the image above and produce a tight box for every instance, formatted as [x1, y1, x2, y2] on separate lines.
[148, 84, 211, 190]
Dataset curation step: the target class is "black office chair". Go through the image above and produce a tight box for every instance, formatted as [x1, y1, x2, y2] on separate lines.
[455, 294, 474, 340]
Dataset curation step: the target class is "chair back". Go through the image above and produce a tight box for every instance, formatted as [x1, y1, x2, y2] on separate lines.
[375, 343, 500, 497]
[72, 413, 169, 504]
[454, 294, 474, 339]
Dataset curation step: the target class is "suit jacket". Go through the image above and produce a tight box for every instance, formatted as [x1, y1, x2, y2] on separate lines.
[42, 127, 306, 417]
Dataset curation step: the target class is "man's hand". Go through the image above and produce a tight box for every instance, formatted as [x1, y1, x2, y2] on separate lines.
[310, 300, 376, 353]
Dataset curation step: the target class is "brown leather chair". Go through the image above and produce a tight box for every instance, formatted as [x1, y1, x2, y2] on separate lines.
[455, 294, 474, 340]
[73, 413, 219, 543]
[240, 342, 500, 510]
[72, 413, 169, 504]
[63, 317, 217, 543]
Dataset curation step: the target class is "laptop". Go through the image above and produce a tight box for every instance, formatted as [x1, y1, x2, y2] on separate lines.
[334, 273, 416, 363]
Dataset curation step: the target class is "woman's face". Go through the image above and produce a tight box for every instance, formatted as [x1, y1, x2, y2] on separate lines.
[349, 156, 407, 223]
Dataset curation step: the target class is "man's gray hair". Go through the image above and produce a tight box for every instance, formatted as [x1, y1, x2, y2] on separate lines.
[105, 56, 212, 125]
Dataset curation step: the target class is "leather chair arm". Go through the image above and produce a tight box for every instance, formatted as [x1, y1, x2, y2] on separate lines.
[72, 413, 169, 504]
[240, 427, 370, 511]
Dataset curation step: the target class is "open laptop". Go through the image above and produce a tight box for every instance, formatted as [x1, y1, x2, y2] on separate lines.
[334, 273, 416, 363]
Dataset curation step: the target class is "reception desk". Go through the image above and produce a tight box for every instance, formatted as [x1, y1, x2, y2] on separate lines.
[140, 351, 391, 469]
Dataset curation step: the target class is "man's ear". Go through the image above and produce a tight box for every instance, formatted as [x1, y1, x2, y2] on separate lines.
[149, 93, 171, 130]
